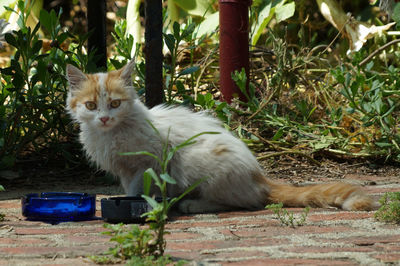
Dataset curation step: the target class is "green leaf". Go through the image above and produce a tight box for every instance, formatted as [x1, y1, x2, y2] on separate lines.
[4, 33, 17, 47]
[275, 2, 295, 23]
[392, 3, 400, 23]
[197, 11, 219, 37]
[143, 170, 153, 196]
[119, 151, 160, 163]
[375, 142, 393, 148]
[169, 176, 208, 208]
[2, 5, 16, 14]
[172, 0, 213, 17]
[182, 22, 196, 40]
[251, 2, 274, 46]
[143, 168, 161, 188]
[272, 128, 284, 141]
[174, 131, 220, 151]
[0, 155, 15, 169]
[32, 40, 42, 54]
[142, 195, 159, 209]
[160, 173, 176, 184]
[0, 185, 4, 191]
[163, 33, 175, 54]
[173, 21, 181, 40]
[39, 9, 52, 31]
[178, 65, 200, 77]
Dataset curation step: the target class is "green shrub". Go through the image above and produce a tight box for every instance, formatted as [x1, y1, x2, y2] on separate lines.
[375, 192, 400, 224]
[0, 1, 97, 169]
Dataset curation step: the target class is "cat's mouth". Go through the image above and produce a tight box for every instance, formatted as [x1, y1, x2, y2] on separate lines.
[98, 121, 114, 130]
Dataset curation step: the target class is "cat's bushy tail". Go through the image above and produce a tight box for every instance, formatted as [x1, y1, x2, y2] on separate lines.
[264, 179, 378, 211]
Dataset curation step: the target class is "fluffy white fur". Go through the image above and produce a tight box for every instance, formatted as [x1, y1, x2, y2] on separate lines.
[65, 61, 376, 213]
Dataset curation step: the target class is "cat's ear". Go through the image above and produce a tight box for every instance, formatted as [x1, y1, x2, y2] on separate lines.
[119, 60, 135, 86]
[66, 64, 87, 91]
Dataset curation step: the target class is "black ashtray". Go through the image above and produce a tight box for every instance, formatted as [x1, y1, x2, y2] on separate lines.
[101, 196, 161, 224]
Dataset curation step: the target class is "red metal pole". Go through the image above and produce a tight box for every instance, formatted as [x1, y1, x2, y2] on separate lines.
[219, 0, 251, 103]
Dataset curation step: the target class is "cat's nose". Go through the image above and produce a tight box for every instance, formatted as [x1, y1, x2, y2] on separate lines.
[100, 116, 110, 124]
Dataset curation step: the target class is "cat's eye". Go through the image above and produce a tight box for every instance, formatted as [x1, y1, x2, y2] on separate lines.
[85, 101, 97, 110]
[110, 99, 121, 109]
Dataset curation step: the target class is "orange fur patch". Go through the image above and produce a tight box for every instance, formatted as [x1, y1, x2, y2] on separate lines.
[105, 74, 131, 99]
[265, 181, 375, 210]
[69, 75, 99, 110]
[252, 171, 268, 185]
[212, 145, 230, 156]
[69, 71, 131, 110]
[350, 197, 375, 211]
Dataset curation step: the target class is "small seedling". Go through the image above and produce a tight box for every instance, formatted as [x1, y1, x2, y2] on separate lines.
[90, 124, 216, 264]
[266, 203, 310, 228]
[375, 192, 400, 224]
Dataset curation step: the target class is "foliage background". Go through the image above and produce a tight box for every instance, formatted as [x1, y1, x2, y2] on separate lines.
[0, 0, 399, 185]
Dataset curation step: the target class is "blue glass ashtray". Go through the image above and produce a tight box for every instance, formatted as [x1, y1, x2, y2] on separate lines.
[21, 192, 96, 222]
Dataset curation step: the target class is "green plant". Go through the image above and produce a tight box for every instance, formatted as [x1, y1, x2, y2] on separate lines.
[121, 124, 216, 256]
[92, 124, 217, 264]
[109, 19, 135, 69]
[375, 192, 400, 224]
[0, 1, 96, 169]
[91, 224, 185, 265]
[164, 21, 202, 103]
[331, 59, 400, 161]
[231, 68, 260, 113]
[101, 223, 163, 261]
[266, 203, 310, 228]
[251, 0, 296, 45]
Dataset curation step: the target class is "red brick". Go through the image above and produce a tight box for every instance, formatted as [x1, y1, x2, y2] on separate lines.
[374, 253, 400, 263]
[327, 235, 400, 246]
[219, 225, 351, 238]
[0, 246, 65, 256]
[0, 237, 50, 246]
[375, 243, 400, 252]
[167, 250, 200, 261]
[166, 240, 228, 251]
[207, 250, 268, 260]
[236, 237, 290, 247]
[63, 234, 111, 245]
[308, 212, 373, 222]
[14, 226, 105, 235]
[218, 209, 272, 218]
[282, 246, 375, 254]
[0, 245, 109, 258]
[221, 258, 357, 265]
[166, 221, 226, 230]
[0, 201, 19, 209]
[164, 231, 203, 241]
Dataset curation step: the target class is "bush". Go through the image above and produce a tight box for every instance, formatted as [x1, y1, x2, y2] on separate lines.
[0, 1, 97, 169]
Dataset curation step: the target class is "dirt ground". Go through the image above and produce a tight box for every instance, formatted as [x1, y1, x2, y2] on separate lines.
[1, 157, 399, 201]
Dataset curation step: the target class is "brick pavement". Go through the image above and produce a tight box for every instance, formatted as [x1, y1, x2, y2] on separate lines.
[0, 177, 399, 265]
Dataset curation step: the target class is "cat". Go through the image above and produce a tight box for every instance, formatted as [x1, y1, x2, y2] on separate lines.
[65, 60, 377, 213]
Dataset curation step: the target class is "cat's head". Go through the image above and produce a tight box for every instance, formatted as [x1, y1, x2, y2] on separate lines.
[66, 61, 137, 131]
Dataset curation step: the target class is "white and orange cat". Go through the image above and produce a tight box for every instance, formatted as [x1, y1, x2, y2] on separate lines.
[66, 60, 377, 213]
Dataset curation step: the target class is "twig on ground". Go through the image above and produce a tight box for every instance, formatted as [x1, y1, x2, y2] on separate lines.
[359, 39, 400, 67]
